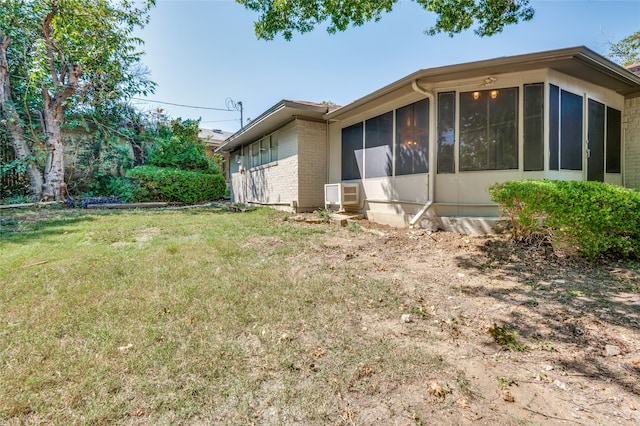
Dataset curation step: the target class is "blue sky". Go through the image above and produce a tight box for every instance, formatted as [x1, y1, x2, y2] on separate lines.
[133, 0, 640, 132]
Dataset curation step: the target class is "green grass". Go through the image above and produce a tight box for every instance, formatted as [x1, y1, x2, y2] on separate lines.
[0, 207, 442, 424]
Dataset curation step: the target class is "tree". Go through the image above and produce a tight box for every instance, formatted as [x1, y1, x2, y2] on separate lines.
[237, 0, 535, 40]
[0, 0, 155, 200]
[608, 31, 640, 66]
[1, 29, 45, 197]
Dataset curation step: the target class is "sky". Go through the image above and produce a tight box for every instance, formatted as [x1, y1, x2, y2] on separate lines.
[132, 0, 640, 133]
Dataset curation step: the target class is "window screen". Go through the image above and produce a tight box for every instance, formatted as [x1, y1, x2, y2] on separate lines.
[341, 122, 363, 180]
[606, 107, 621, 173]
[364, 112, 393, 178]
[396, 98, 429, 175]
[523, 83, 544, 171]
[560, 90, 583, 170]
[459, 87, 518, 171]
[437, 92, 456, 174]
[549, 84, 559, 170]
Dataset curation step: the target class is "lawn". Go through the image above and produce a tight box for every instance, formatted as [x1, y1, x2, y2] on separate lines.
[2, 207, 639, 425]
[0, 207, 437, 424]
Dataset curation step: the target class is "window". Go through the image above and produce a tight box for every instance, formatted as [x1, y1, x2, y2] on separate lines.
[560, 89, 583, 170]
[606, 107, 621, 173]
[549, 84, 560, 170]
[396, 98, 429, 175]
[250, 142, 259, 168]
[523, 83, 544, 171]
[364, 112, 393, 178]
[270, 135, 279, 162]
[437, 92, 456, 174]
[341, 122, 363, 180]
[260, 137, 270, 165]
[459, 87, 518, 171]
[247, 135, 277, 168]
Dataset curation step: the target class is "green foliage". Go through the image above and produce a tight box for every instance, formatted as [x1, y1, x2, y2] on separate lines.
[488, 324, 526, 352]
[169, 118, 200, 142]
[86, 175, 136, 202]
[238, 0, 534, 40]
[608, 31, 640, 66]
[489, 180, 640, 259]
[148, 136, 215, 173]
[127, 166, 226, 203]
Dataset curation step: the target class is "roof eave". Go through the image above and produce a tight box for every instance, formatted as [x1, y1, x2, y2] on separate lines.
[326, 46, 640, 120]
[216, 100, 330, 152]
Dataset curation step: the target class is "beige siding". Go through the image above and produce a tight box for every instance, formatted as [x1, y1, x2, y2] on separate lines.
[624, 97, 640, 189]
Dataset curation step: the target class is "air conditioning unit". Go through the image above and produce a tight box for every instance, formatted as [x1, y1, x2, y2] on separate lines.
[324, 183, 361, 211]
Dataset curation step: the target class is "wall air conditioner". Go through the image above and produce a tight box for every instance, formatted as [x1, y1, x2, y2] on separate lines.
[324, 183, 360, 211]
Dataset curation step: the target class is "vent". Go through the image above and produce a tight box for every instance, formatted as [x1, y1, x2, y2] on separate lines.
[324, 183, 360, 210]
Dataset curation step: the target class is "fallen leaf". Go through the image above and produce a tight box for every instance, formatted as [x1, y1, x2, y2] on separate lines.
[501, 390, 515, 402]
[457, 398, 470, 409]
[631, 359, 640, 366]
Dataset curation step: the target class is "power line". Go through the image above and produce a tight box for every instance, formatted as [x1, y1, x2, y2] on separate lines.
[131, 97, 234, 112]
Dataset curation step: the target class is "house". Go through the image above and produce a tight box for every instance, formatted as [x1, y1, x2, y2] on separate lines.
[217, 46, 640, 230]
[217, 100, 339, 211]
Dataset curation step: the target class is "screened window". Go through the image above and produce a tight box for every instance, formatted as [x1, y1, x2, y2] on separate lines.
[364, 112, 393, 178]
[459, 87, 518, 171]
[437, 92, 456, 174]
[560, 89, 583, 170]
[396, 99, 429, 175]
[523, 83, 544, 171]
[606, 107, 621, 173]
[549, 84, 560, 170]
[341, 122, 363, 180]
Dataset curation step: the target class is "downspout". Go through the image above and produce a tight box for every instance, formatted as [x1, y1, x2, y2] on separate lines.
[409, 80, 436, 229]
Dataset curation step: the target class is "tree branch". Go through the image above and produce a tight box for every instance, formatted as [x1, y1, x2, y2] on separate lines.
[42, 11, 59, 87]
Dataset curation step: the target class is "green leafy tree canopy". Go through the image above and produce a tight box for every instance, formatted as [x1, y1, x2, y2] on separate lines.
[237, 0, 535, 40]
[608, 31, 640, 66]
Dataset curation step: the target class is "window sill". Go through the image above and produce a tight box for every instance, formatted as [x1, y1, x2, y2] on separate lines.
[249, 161, 278, 172]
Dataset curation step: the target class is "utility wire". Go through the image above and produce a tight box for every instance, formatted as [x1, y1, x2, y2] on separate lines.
[131, 97, 234, 112]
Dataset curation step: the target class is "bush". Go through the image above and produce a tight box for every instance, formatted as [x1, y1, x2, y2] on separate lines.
[85, 175, 137, 202]
[148, 136, 216, 173]
[489, 180, 640, 259]
[127, 166, 226, 203]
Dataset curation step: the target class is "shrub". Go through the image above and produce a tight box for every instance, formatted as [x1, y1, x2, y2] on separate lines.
[148, 136, 216, 173]
[489, 180, 640, 259]
[127, 166, 226, 203]
[85, 175, 137, 202]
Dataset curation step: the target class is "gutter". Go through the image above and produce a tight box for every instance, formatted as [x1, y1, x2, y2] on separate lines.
[409, 80, 435, 229]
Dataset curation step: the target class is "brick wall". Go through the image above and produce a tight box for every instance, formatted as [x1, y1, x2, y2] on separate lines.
[297, 120, 327, 211]
[229, 121, 299, 210]
[624, 97, 640, 189]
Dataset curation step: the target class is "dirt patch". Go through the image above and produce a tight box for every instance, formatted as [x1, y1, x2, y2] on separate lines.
[288, 214, 640, 425]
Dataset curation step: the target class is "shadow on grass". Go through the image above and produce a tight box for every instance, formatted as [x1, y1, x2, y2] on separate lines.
[454, 238, 640, 396]
[0, 211, 97, 245]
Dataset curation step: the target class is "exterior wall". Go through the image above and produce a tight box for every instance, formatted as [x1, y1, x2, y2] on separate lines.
[624, 96, 640, 189]
[328, 68, 629, 227]
[296, 119, 328, 211]
[229, 121, 299, 211]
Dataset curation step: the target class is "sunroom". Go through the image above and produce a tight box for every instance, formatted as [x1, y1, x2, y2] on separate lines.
[326, 46, 640, 228]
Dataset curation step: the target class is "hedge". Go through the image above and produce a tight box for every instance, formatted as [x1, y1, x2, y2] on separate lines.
[127, 166, 226, 203]
[489, 180, 640, 259]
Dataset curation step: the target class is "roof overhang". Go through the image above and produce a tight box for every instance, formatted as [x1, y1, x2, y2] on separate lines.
[216, 100, 334, 152]
[327, 46, 640, 120]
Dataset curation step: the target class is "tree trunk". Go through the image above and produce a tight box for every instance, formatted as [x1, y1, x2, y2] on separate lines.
[0, 34, 44, 198]
[41, 100, 65, 200]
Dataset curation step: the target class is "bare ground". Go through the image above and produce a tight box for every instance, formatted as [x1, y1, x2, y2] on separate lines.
[288, 214, 640, 425]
